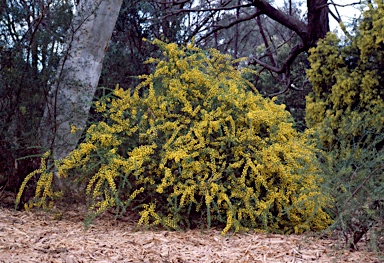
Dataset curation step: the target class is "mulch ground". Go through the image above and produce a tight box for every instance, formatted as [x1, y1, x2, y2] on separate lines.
[0, 205, 382, 263]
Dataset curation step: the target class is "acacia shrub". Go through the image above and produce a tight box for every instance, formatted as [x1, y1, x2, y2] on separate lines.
[306, 0, 384, 251]
[18, 40, 331, 234]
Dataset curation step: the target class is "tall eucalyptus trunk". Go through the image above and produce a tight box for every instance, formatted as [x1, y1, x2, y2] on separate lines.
[39, 0, 122, 161]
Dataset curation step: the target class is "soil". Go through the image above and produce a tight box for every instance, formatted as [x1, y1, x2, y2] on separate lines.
[0, 204, 382, 263]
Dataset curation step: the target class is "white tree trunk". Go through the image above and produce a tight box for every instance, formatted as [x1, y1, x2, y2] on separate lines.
[39, 0, 122, 161]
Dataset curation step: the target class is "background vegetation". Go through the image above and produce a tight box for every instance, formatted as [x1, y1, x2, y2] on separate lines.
[1, 0, 383, 256]
[306, 2, 384, 250]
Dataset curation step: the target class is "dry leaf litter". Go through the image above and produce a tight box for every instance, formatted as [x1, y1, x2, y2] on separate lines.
[0, 206, 381, 263]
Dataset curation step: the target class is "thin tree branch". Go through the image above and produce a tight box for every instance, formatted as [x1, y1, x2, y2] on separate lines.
[251, 0, 307, 40]
[160, 3, 254, 19]
[153, 0, 191, 5]
[254, 66, 266, 88]
[257, 15, 276, 67]
[329, 7, 353, 40]
[317, 1, 362, 10]
[291, 78, 308, 91]
[344, 165, 383, 206]
[185, 11, 217, 43]
[330, 0, 342, 22]
[329, 9, 341, 23]
[249, 43, 306, 74]
[268, 66, 293, 97]
[249, 57, 282, 73]
[197, 11, 262, 44]
[268, 79, 291, 97]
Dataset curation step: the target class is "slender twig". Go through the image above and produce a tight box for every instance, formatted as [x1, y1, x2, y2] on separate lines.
[316, 1, 362, 10]
[153, 0, 190, 5]
[249, 43, 306, 74]
[249, 57, 282, 73]
[257, 15, 276, 67]
[196, 11, 262, 44]
[160, 3, 254, 19]
[344, 164, 383, 206]
[268, 80, 290, 97]
[328, 8, 353, 40]
[268, 68, 293, 97]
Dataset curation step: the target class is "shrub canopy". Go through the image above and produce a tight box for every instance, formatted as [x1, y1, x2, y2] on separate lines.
[19, 40, 331, 234]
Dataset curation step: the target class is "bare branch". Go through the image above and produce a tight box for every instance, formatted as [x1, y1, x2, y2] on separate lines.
[284, 44, 307, 70]
[257, 15, 276, 67]
[328, 5, 353, 40]
[329, 8, 341, 23]
[344, 165, 383, 206]
[254, 66, 266, 87]
[268, 63, 293, 97]
[249, 43, 306, 74]
[317, 1, 362, 10]
[196, 11, 262, 44]
[185, 11, 217, 43]
[160, 3, 254, 19]
[329, 0, 342, 22]
[251, 0, 307, 40]
[153, 0, 191, 5]
[291, 79, 308, 91]
[268, 79, 291, 97]
[249, 57, 282, 73]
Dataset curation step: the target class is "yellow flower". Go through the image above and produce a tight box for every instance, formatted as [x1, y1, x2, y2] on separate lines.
[70, 124, 80, 134]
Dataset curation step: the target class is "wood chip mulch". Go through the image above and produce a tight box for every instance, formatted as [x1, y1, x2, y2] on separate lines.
[0, 206, 382, 263]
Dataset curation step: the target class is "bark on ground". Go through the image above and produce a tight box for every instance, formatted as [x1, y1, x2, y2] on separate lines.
[0, 206, 382, 263]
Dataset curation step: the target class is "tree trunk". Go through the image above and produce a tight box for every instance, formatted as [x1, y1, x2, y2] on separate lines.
[306, 0, 329, 46]
[39, 0, 122, 161]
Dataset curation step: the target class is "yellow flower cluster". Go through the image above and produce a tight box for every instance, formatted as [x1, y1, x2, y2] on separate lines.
[306, 1, 384, 152]
[16, 151, 63, 210]
[90, 191, 116, 216]
[133, 39, 331, 232]
[14, 39, 332, 234]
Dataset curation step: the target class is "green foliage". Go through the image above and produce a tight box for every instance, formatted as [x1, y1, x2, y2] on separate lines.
[306, 0, 384, 250]
[21, 40, 331, 235]
[0, 0, 73, 192]
[318, 126, 384, 251]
